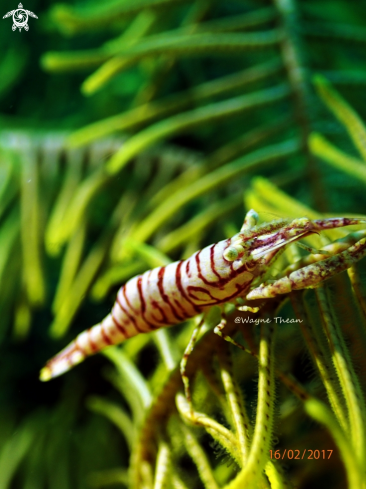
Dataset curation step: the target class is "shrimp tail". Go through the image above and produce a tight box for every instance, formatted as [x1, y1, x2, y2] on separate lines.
[40, 313, 126, 381]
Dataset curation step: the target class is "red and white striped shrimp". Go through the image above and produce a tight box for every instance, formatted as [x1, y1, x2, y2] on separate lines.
[40, 211, 366, 381]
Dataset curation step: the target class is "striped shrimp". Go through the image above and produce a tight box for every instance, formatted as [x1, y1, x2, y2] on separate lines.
[40, 210, 366, 381]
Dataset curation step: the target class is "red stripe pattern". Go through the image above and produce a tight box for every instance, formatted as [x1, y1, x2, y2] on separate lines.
[39, 215, 366, 381]
[42, 238, 255, 379]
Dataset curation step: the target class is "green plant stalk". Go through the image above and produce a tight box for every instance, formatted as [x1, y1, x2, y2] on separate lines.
[0, 152, 13, 209]
[347, 264, 366, 321]
[68, 144, 187, 271]
[105, 7, 157, 49]
[224, 320, 277, 489]
[128, 3, 198, 105]
[150, 117, 290, 209]
[152, 329, 179, 372]
[52, 222, 86, 316]
[106, 6, 277, 55]
[94, 241, 174, 317]
[0, 48, 27, 100]
[23, 430, 46, 489]
[290, 291, 348, 432]
[56, 169, 110, 248]
[123, 238, 171, 267]
[130, 3, 274, 106]
[108, 30, 282, 60]
[106, 84, 290, 174]
[274, 0, 325, 211]
[50, 0, 190, 35]
[244, 182, 355, 246]
[39, 138, 65, 217]
[45, 149, 83, 256]
[264, 461, 289, 489]
[243, 186, 281, 217]
[302, 20, 366, 43]
[139, 462, 154, 489]
[251, 176, 346, 241]
[87, 396, 135, 448]
[304, 399, 363, 489]
[341, 265, 366, 367]
[69, 60, 282, 147]
[0, 254, 20, 343]
[105, 367, 151, 428]
[171, 472, 190, 489]
[49, 232, 110, 337]
[200, 360, 231, 422]
[103, 0, 210, 105]
[217, 346, 251, 466]
[140, 149, 200, 205]
[45, 435, 70, 489]
[179, 7, 277, 35]
[82, 10, 157, 95]
[157, 194, 242, 253]
[41, 50, 111, 73]
[153, 440, 171, 489]
[14, 294, 32, 340]
[0, 418, 35, 488]
[42, 28, 281, 73]
[130, 328, 228, 488]
[181, 237, 203, 261]
[82, 57, 140, 95]
[316, 286, 366, 468]
[106, 191, 140, 268]
[0, 176, 17, 224]
[115, 139, 299, 259]
[244, 188, 290, 218]
[90, 261, 146, 301]
[315, 70, 366, 86]
[20, 149, 45, 306]
[245, 184, 349, 248]
[251, 176, 320, 218]
[313, 75, 366, 162]
[0, 206, 19, 289]
[49, 182, 138, 334]
[279, 371, 362, 488]
[103, 347, 152, 415]
[176, 393, 240, 466]
[310, 133, 366, 184]
[87, 469, 129, 487]
[180, 424, 219, 489]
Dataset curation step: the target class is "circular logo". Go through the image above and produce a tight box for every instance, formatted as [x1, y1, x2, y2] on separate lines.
[3, 3, 38, 32]
[13, 8, 28, 29]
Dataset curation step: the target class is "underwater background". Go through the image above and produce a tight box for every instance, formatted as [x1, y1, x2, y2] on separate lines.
[1, 0, 366, 487]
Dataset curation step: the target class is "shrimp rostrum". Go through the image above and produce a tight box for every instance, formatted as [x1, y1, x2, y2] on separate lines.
[40, 210, 366, 381]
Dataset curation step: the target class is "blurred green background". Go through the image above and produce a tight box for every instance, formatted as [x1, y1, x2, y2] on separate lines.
[1, 0, 366, 488]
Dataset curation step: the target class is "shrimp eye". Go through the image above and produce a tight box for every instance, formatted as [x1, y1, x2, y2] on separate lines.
[223, 245, 243, 261]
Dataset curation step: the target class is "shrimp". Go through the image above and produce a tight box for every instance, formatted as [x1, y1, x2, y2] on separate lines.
[40, 210, 366, 381]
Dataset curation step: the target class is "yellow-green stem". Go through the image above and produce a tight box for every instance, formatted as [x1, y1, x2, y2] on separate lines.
[316, 286, 366, 468]
[153, 441, 171, 489]
[181, 424, 219, 489]
[217, 346, 251, 465]
[291, 291, 348, 432]
[224, 320, 277, 488]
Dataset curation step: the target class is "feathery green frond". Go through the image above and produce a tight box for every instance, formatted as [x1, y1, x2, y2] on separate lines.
[3, 0, 366, 488]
